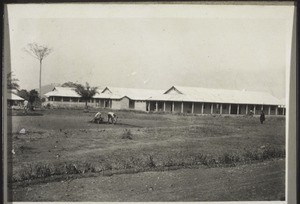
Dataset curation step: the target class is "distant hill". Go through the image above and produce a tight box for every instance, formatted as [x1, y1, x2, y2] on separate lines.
[35, 83, 61, 97]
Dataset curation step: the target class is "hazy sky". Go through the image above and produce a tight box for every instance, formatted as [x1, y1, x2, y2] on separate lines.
[7, 4, 294, 99]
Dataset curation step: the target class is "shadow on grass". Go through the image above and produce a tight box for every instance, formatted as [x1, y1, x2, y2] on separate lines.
[8, 111, 44, 116]
[116, 123, 143, 128]
[89, 120, 142, 128]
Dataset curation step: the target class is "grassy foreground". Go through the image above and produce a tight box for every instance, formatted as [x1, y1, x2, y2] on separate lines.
[8, 109, 285, 184]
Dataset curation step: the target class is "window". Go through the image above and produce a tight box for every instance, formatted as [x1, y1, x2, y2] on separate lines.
[71, 97, 78, 102]
[54, 97, 61, 102]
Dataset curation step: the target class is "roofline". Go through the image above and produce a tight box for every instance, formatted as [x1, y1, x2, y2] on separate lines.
[146, 98, 282, 105]
[101, 87, 111, 93]
[43, 85, 284, 105]
[120, 96, 132, 100]
[8, 98, 25, 101]
[7, 93, 25, 100]
[44, 94, 283, 105]
[164, 86, 183, 94]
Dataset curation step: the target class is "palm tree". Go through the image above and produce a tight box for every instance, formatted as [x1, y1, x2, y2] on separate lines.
[23, 43, 53, 98]
[75, 83, 98, 109]
[7, 72, 20, 91]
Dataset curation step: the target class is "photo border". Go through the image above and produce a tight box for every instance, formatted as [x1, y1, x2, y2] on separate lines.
[1, 1, 298, 204]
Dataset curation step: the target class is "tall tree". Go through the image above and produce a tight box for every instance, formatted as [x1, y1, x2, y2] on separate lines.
[23, 43, 53, 98]
[7, 72, 20, 91]
[75, 83, 98, 109]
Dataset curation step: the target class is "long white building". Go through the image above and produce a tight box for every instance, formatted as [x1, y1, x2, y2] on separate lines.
[44, 85, 286, 116]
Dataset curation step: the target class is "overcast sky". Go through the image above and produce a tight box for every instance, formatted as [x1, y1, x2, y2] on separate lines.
[7, 4, 294, 99]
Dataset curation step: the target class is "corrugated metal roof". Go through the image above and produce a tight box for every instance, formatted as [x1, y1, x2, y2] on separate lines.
[44, 85, 283, 106]
[100, 87, 165, 100]
[44, 87, 103, 98]
[148, 86, 283, 105]
[44, 87, 80, 97]
[7, 92, 25, 101]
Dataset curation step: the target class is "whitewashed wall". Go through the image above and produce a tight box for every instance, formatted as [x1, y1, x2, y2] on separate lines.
[134, 101, 147, 111]
[111, 97, 129, 109]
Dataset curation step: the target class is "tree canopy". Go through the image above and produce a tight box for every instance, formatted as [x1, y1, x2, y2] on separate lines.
[75, 83, 98, 109]
[17, 89, 40, 110]
[28, 89, 40, 110]
[23, 42, 53, 99]
[61, 81, 80, 88]
[23, 43, 53, 61]
[17, 89, 30, 100]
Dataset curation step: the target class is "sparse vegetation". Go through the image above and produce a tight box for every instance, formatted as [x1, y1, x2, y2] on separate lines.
[9, 108, 285, 202]
[121, 129, 133, 140]
[13, 146, 284, 182]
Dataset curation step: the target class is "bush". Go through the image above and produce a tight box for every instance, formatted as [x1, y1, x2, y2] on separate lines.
[148, 155, 156, 168]
[121, 129, 133, 140]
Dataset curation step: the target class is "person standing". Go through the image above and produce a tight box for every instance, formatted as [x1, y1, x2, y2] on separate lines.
[260, 110, 265, 124]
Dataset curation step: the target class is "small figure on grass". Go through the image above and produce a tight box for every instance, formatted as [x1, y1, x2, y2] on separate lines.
[91, 112, 103, 124]
[108, 112, 118, 124]
[260, 110, 265, 124]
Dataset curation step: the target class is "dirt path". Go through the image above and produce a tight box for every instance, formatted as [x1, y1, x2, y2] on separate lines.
[12, 159, 285, 201]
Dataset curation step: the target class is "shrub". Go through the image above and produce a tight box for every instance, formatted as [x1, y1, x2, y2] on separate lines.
[148, 155, 156, 168]
[121, 129, 133, 140]
[36, 164, 52, 178]
[219, 153, 242, 165]
[46, 103, 51, 109]
[19, 165, 35, 181]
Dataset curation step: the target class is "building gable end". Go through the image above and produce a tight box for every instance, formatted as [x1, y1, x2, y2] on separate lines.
[164, 86, 183, 95]
[120, 95, 132, 100]
[101, 87, 112, 94]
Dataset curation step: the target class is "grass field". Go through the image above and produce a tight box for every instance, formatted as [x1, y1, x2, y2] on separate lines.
[8, 108, 286, 201]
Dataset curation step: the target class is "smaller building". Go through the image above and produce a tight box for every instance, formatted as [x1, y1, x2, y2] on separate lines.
[44, 86, 165, 110]
[44, 87, 103, 108]
[7, 92, 25, 109]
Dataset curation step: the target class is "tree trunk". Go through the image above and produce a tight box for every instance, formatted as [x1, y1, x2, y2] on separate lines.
[85, 100, 88, 109]
[39, 60, 42, 99]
